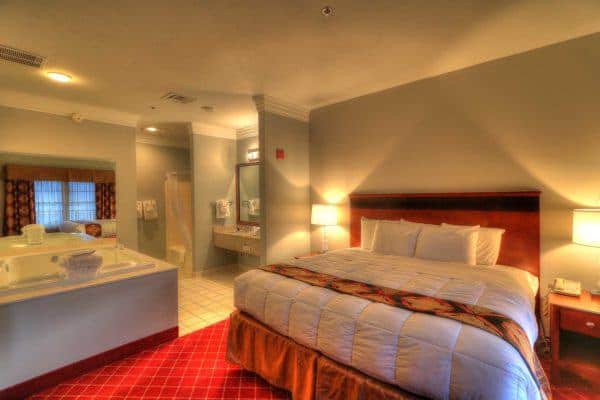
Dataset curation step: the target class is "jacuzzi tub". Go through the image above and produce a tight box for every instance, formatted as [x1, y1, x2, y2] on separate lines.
[0, 246, 178, 392]
[0, 232, 100, 257]
[0, 246, 154, 295]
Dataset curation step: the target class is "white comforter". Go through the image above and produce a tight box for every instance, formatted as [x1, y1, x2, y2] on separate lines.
[234, 248, 541, 400]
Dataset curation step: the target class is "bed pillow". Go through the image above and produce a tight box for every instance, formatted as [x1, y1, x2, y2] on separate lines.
[400, 219, 439, 230]
[361, 217, 401, 250]
[371, 221, 420, 257]
[360, 217, 377, 250]
[442, 223, 505, 266]
[415, 226, 479, 265]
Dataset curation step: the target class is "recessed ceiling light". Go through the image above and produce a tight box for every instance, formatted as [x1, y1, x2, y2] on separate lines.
[46, 72, 72, 83]
[145, 126, 158, 132]
[321, 5, 334, 16]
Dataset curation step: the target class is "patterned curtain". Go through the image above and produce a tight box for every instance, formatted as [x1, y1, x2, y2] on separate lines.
[3, 179, 36, 235]
[95, 182, 116, 219]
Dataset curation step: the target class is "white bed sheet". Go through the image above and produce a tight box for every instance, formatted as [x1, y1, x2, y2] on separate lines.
[234, 248, 541, 400]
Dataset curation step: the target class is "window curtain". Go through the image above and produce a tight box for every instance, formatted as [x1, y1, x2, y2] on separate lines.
[95, 182, 116, 219]
[3, 179, 36, 235]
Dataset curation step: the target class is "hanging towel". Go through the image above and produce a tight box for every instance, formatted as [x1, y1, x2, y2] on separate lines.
[142, 200, 158, 221]
[248, 198, 260, 216]
[136, 201, 143, 219]
[215, 199, 231, 219]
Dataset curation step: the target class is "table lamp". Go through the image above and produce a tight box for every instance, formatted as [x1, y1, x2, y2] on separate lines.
[573, 209, 600, 295]
[311, 204, 337, 253]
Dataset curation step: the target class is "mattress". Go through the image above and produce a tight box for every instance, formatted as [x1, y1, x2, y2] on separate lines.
[234, 248, 541, 400]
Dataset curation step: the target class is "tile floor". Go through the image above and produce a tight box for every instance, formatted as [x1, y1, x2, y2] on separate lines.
[178, 266, 245, 336]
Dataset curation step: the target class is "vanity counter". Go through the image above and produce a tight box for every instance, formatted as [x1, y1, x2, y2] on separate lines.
[213, 226, 261, 256]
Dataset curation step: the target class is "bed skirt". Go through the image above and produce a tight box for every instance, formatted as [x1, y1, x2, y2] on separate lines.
[226, 310, 424, 400]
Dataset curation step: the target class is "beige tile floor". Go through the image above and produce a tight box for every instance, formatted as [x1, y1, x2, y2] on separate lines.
[178, 266, 245, 336]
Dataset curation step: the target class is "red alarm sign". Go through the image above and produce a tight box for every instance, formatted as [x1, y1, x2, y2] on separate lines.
[276, 148, 284, 160]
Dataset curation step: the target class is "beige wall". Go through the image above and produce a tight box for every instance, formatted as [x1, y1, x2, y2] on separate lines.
[260, 111, 310, 263]
[191, 133, 237, 270]
[0, 106, 138, 248]
[136, 142, 190, 260]
[310, 34, 600, 310]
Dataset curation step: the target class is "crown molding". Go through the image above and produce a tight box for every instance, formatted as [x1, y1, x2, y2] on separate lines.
[236, 125, 258, 139]
[0, 88, 139, 127]
[136, 132, 190, 149]
[252, 95, 310, 122]
[190, 122, 236, 139]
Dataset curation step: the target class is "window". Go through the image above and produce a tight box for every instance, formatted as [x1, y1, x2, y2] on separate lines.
[34, 181, 64, 229]
[68, 182, 96, 220]
[34, 181, 96, 229]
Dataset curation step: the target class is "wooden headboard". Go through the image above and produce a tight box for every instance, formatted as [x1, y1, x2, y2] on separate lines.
[349, 191, 540, 277]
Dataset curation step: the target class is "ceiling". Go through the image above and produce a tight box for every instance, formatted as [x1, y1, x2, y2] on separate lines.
[0, 0, 599, 129]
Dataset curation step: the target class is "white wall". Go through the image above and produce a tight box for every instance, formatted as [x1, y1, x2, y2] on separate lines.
[191, 133, 237, 270]
[259, 111, 310, 263]
[309, 34, 600, 321]
[0, 106, 138, 249]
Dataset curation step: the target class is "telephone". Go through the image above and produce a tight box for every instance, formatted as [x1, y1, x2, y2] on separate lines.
[551, 278, 581, 297]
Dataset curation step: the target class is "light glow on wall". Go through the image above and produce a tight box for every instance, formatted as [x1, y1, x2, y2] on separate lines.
[573, 209, 600, 247]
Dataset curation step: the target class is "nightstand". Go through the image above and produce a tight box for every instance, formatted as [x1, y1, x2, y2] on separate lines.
[549, 290, 600, 382]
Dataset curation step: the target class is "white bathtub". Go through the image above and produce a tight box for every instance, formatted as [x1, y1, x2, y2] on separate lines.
[0, 232, 101, 257]
[0, 246, 154, 295]
[0, 246, 178, 391]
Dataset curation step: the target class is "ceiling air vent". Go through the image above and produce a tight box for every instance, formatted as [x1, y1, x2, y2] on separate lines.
[0, 44, 45, 68]
[160, 92, 197, 104]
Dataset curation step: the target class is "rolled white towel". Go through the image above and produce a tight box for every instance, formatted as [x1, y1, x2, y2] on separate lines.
[215, 199, 231, 218]
[60, 249, 103, 279]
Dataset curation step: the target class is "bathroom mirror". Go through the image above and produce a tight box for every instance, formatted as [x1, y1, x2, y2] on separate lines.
[0, 152, 118, 256]
[236, 162, 260, 226]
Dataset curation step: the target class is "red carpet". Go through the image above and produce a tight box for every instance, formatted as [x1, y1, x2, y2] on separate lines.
[29, 319, 289, 400]
[29, 319, 597, 400]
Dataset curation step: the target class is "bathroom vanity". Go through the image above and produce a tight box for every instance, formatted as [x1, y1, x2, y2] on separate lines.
[213, 225, 261, 256]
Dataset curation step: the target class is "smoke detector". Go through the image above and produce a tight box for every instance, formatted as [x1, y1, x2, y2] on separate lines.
[160, 91, 197, 104]
[0, 44, 45, 68]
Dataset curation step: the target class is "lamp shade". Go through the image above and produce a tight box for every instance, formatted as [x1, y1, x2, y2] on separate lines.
[311, 204, 337, 226]
[573, 209, 600, 247]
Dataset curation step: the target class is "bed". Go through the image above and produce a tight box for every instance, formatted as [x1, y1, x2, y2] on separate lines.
[59, 219, 117, 238]
[227, 191, 545, 400]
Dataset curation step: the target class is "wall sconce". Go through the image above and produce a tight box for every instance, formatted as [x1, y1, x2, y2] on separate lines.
[247, 148, 259, 162]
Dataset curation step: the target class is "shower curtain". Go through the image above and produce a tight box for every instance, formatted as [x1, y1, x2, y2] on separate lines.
[165, 172, 193, 274]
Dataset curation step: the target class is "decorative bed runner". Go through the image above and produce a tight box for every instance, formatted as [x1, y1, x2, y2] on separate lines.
[260, 264, 552, 400]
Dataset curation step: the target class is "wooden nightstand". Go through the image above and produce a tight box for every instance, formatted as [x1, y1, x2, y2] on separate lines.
[549, 290, 600, 382]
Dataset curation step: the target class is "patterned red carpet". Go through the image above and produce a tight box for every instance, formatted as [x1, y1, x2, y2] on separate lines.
[29, 319, 597, 400]
[29, 320, 288, 400]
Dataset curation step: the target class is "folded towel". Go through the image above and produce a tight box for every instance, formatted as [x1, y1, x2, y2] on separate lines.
[248, 198, 260, 216]
[216, 199, 231, 219]
[143, 200, 158, 221]
[60, 249, 102, 279]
